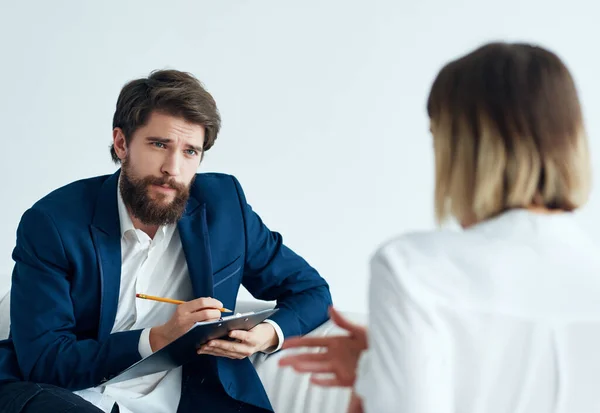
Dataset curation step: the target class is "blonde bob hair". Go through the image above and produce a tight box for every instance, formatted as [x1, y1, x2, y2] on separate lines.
[427, 42, 591, 226]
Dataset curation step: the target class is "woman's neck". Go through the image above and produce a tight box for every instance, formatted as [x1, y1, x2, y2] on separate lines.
[460, 205, 565, 229]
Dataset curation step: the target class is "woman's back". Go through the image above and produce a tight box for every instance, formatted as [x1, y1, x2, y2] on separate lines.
[356, 210, 600, 413]
[278, 42, 598, 413]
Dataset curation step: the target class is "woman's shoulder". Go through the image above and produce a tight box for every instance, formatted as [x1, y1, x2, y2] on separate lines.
[368, 211, 600, 315]
[367, 227, 498, 307]
[369, 210, 540, 270]
[370, 228, 466, 267]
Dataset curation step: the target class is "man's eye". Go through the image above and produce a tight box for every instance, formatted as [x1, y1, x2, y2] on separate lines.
[185, 149, 198, 156]
[153, 142, 166, 148]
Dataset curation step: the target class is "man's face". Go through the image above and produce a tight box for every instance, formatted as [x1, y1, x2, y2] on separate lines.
[112, 111, 205, 225]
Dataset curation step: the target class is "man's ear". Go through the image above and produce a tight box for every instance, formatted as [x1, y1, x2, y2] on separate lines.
[113, 128, 128, 160]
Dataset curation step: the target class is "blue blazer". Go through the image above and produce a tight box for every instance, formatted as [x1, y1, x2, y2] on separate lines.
[0, 170, 332, 411]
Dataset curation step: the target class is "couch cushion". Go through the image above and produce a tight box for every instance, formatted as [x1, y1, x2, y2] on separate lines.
[0, 290, 9, 340]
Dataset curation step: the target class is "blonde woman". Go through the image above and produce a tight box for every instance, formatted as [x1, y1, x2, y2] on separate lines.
[280, 42, 600, 413]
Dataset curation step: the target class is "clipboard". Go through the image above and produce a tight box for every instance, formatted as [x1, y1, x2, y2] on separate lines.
[103, 308, 279, 385]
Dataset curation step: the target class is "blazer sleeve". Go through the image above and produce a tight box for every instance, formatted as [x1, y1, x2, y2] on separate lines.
[231, 176, 332, 340]
[10, 207, 142, 390]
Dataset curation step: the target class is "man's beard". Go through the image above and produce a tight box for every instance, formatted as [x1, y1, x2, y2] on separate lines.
[119, 159, 194, 226]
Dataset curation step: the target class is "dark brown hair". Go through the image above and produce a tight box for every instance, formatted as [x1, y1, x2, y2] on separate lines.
[110, 69, 221, 163]
[427, 42, 590, 224]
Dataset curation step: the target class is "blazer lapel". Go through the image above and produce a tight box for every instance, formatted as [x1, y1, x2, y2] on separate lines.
[90, 171, 122, 340]
[89, 172, 213, 338]
[177, 196, 214, 299]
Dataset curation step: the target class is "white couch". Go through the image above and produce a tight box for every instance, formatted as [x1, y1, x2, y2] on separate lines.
[0, 288, 365, 413]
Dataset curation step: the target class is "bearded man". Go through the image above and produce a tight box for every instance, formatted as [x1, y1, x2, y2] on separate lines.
[0, 70, 331, 413]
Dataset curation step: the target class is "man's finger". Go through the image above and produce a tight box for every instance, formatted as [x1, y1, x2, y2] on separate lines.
[282, 336, 334, 350]
[198, 345, 241, 358]
[189, 309, 222, 323]
[182, 297, 224, 313]
[198, 347, 241, 359]
[205, 339, 253, 355]
[198, 341, 252, 359]
[229, 329, 252, 343]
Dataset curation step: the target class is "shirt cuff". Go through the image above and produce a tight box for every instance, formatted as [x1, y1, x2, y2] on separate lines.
[138, 328, 154, 358]
[261, 319, 284, 353]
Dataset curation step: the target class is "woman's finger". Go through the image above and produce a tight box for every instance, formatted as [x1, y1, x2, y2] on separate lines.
[329, 307, 362, 334]
[288, 361, 334, 374]
[279, 352, 330, 366]
[282, 336, 335, 349]
[310, 375, 346, 387]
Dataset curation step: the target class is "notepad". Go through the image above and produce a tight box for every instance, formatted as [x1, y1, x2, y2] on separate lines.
[103, 308, 279, 385]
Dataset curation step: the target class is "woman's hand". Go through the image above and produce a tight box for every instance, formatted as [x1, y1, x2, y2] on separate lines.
[278, 307, 368, 387]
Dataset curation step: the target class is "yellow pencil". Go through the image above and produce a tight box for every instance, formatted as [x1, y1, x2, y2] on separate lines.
[135, 293, 232, 312]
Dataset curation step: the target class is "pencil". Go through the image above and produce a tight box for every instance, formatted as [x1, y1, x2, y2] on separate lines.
[135, 293, 232, 312]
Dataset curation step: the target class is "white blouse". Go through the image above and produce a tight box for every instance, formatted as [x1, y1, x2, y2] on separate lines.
[355, 209, 600, 413]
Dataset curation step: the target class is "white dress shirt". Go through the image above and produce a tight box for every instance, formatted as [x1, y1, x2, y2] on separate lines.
[73, 182, 283, 413]
[355, 209, 600, 413]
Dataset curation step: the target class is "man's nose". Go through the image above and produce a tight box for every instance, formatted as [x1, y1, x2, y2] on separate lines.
[160, 152, 182, 177]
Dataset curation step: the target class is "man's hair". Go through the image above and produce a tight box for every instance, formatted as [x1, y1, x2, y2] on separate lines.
[110, 69, 221, 163]
[427, 42, 591, 225]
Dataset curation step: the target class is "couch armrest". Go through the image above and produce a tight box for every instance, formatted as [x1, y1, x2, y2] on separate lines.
[234, 299, 276, 313]
[252, 312, 367, 413]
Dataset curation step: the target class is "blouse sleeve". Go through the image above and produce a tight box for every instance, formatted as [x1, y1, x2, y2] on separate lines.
[354, 246, 453, 413]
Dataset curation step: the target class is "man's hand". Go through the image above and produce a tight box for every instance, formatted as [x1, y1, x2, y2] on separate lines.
[197, 322, 279, 359]
[150, 297, 224, 352]
[278, 307, 368, 387]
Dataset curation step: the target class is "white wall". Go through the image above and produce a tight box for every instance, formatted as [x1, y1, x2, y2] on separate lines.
[1, 0, 599, 312]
